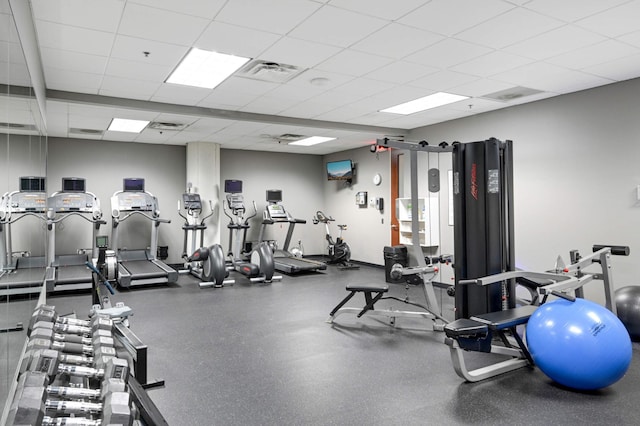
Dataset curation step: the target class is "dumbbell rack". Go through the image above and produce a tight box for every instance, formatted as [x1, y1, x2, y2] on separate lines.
[1, 290, 168, 426]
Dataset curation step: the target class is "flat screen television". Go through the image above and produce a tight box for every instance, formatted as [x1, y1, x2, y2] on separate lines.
[266, 189, 282, 203]
[62, 177, 85, 192]
[123, 178, 145, 192]
[326, 159, 353, 181]
[19, 176, 46, 192]
[224, 179, 242, 194]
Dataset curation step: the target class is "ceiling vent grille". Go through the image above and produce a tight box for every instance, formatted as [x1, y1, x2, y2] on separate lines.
[69, 128, 104, 136]
[237, 60, 306, 83]
[0, 122, 38, 131]
[148, 121, 190, 131]
[482, 86, 544, 102]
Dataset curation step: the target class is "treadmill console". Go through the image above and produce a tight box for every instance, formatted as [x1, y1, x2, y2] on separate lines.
[48, 192, 96, 213]
[267, 204, 288, 220]
[9, 192, 47, 213]
[112, 192, 156, 215]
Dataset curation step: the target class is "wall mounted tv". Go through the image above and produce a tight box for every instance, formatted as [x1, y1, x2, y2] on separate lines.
[326, 159, 354, 181]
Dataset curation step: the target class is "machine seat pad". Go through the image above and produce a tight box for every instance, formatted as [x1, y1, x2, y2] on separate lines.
[470, 305, 538, 330]
[444, 318, 488, 339]
[345, 283, 389, 293]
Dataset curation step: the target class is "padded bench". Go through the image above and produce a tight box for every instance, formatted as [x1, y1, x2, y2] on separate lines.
[329, 283, 389, 318]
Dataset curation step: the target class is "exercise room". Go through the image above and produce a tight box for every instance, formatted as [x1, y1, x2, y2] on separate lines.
[2, 1, 640, 425]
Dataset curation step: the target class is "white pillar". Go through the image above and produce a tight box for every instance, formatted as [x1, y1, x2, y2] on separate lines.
[186, 142, 222, 246]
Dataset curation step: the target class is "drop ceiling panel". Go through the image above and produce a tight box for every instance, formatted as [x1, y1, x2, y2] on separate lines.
[0, 11, 13, 41]
[351, 23, 444, 60]
[450, 51, 534, 78]
[129, 0, 227, 19]
[197, 90, 257, 109]
[99, 75, 162, 100]
[214, 76, 279, 96]
[40, 48, 107, 75]
[118, 3, 210, 46]
[409, 70, 479, 91]
[315, 49, 393, 77]
[504, 25, 606, 60]
[195, 22, 281, 58]
[216, 0, 321, 35]
[455, 8, 563, 49]
[44, 68, 102, 93]
[110, 35, 187, 67]
[584, 54, 640, 81]
[67, 114, 111, 130]
[31, 0, 125, 33]
[239, 96, 301, 115]
[104, 58, 175, 83]
[451, 79, 515, 98]
[20, 1, 640, 153]
[365, 61, 438, 84]
[288, 5, 387, 48]
[576, 1, 640, 38]
[398, 0, 515, 36]
[405, 38, 492, 69]
[35, 20, 115, 56]
[150, 84, 211, 105]
[545, 39, 640, 70]
[327, 0, 425, 20]
[524, 0, 629, 23]
[258, 37, 342, 69]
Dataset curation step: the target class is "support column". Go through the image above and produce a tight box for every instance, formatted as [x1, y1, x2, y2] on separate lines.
[186, 142, 222, 246]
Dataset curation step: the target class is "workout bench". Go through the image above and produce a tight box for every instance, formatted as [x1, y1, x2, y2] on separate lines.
[327, 283, 437, 326]
[444, 305, 537, 382]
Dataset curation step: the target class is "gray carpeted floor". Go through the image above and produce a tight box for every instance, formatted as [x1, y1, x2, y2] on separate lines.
[3, 263, 640, 425]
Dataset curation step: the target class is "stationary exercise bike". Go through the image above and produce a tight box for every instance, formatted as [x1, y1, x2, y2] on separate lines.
[178, 191, 231, 288]
[313, 210, 359, 270]
[223, 180, 281, 284]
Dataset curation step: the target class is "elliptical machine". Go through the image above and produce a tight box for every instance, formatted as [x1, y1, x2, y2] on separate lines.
[177, 190, 231, 289]
[313, 211, 359, 270]
[224, 180, 281, 284]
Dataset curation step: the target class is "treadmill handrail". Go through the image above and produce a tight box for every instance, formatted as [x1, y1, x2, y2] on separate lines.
[1, 211, 47, 225]
[115, 210, 170, 224]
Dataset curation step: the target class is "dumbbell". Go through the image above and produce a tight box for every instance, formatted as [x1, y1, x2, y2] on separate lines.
[29, 305, 109, 329]
[7, 372, 131, 425]
[29, 311, 114, 337]
[30, 323, 114, 347]
[26, 335, 115, 359]
[20, 348, 129, 383]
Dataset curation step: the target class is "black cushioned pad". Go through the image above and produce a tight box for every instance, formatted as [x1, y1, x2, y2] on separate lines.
[444, 318, 488, 338]
[470, 305, 538, 329]
[345, 283, 389, 292]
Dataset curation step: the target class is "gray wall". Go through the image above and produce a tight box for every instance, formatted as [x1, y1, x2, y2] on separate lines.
[322, 147, 391, 265]
[219, 149, 326, 257]
[409, 77, 640, 303]
[47, 138, 186, 264]
[0, 133, 48, 257]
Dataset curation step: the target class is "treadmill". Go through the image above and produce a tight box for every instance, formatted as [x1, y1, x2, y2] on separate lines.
[111, 178, 178, 287]
[0, 176, 49, 297]
[45, 177, 106, 292]
[259, 189, 326, 274]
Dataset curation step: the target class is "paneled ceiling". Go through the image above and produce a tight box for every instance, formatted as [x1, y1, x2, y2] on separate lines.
[3, 0, 640, 154]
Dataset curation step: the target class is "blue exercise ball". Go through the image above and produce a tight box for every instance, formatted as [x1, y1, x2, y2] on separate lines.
[526, 298, 632, 390]
[615, 286, 640, 340]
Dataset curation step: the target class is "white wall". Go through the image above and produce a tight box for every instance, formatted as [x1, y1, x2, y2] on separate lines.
[409, 77, 640, 303]
[322, 147, 391, 265]
[219, 149, 326, 256]
[47, 138, 186, 264]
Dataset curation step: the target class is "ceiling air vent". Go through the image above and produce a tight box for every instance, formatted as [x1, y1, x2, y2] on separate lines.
[69, 128, 104, 136]
[237, 60, 306, 83]
[0, 122, 38, 131]
[482, 86, 544, 102]
[148, 121, 190, 131]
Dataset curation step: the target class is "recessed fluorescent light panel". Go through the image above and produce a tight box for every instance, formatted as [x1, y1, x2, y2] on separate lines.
[289, 136, 336, 146]
[107, 118, 150, 133]
[380, 92, 469, 115]
[166, 48, 251, 89]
